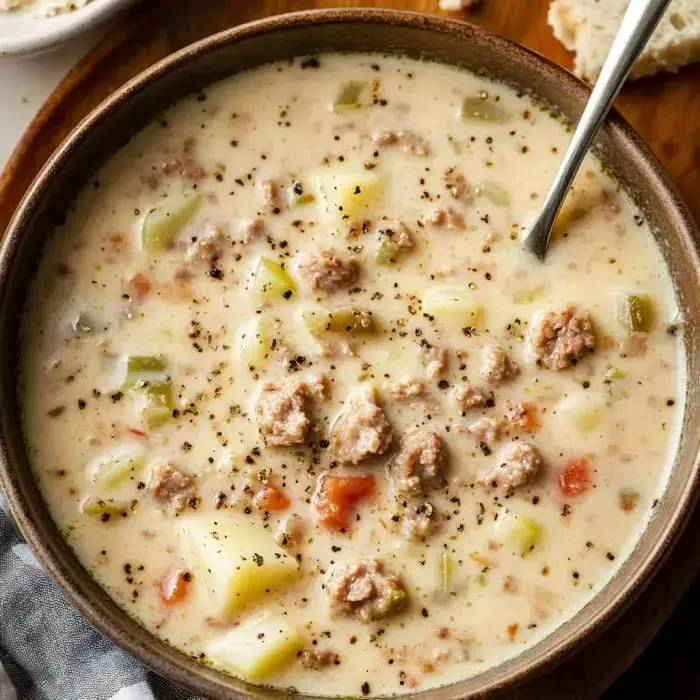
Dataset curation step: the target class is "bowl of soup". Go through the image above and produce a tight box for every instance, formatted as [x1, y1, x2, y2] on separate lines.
[0, 8, 698, 699]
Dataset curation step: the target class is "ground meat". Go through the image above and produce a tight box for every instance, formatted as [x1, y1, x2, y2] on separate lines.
[389, 429, 447, 496]
[256, 382, 310, 446]
[389, 379, 426, 401]
[426, 207, 466, 230]
[242, 218, 266, 243]
[273, 513, 305, 548]
[302, 373, 332, 401]
[444, 166, 472, 202]
[371, 130, 430, 156]
[148, 463, 195, 510]
[260, 179, 281, 209]
[299, 649, 340, 670]
[420, 346, 448, 380]
[401, 502, 438, 541]
[185, 224, 227, 263]
[466, 416, 509, 446]
[481, 346, 520, 384]
[324, 559, 407, 622]
[479, 443, 542, 491]
[145, 138, 207, 187]
[299, 249, 360, 292]
[454, 385, 494, 412]
[530, 306, 595, 370]
[331, 388, 393, 465]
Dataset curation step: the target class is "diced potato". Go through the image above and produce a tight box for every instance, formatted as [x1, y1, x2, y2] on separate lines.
[302, 306, 377, 335]
[141, 193, 201, 253]
[317, 171, 384, 219]
[122, 354, 168, 388]
[250, 257, 296, 302]
[479, 180, 511, 207]
[422, 285, 483, 329]
[132, 380, 175, 428]
[236, 316, 273, 369]
[499, 512, 542, 556]
[461, 97, 509, 123]
[89, 444, 146, 489]
[558, 392, 604, 434]
[179, 516, 299, 618]
[332, 81, 366, 112]
[616, 292, 653, 332]
[81, 496, 132, 518]
[207, 612, 303, 680]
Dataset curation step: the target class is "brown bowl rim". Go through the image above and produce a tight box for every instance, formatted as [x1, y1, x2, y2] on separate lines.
[1, 7, 699, 700]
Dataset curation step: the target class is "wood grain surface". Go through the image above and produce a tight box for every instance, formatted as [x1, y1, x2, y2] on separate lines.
[1, 1, 699, 698]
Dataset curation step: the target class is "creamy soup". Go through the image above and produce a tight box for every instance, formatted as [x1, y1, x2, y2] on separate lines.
[20, 53, 682, 696]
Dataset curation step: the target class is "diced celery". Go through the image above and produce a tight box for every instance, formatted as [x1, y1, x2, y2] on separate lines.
[333, 81, 365, 111]
[291, 181, 315, 206]
[480, 180, 511, 207]
[376, 237, 408, 265]
[179, 516, 299, 618]
[142, 193, 201, 253]
[422, 285, 483, 328]
[237, 316, 273, 369]
[207, 612, 304, 680]
[81, 496, 131, 518]
[439, 551, 456, 595]
[604, 367, 627, 381]
[317, 171, 384, 219]
[89, 444, 146, 489]
[123, 355, 168, 388]
[499, 512, 542, 556]
[250, 257, 296, 302]
[133, 380, 175, 428]
[558, 392, 604, 434]
[513, 284, 547, 305]
[302, 306, 377, 335]
[461, 97, 509, 123]
[616, 293, 653, 332]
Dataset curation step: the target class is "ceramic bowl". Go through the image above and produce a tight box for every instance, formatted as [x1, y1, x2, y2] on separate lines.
[0, 8, 699, 699]
[0, 0, 137, 57]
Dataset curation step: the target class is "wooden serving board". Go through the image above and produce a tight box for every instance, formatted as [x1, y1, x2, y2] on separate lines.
[1, 1, 699, 698]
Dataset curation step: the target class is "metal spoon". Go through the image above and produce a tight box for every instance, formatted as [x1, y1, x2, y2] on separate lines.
[523, 0, 673, 261]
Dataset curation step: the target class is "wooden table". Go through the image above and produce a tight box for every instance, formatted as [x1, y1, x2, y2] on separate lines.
[1, 1, 698, 697]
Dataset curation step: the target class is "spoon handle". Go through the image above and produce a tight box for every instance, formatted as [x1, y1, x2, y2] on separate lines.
[524, 0, 673, 260]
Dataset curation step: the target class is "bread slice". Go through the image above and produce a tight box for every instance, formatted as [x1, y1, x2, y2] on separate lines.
[549, 0, 700, 81]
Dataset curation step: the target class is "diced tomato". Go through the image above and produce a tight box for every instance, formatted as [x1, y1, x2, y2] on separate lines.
[126, 272, 151, 302]
[558, 457, 592, 498]
[314, 473, 376, 530]
[158, 568, 192, 607]
[254, 484, 290, 512]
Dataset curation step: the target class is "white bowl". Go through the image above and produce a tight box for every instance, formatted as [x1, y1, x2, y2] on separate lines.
[0, 0, 138, 57]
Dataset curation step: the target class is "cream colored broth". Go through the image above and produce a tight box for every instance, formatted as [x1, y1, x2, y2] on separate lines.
[20, 54, 681, 696]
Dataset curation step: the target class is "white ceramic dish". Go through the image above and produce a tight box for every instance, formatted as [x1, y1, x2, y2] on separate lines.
[0, 0, 137, 57]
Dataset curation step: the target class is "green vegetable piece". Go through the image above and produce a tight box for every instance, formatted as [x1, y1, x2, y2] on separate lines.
[618, 488, 640, 513]
[90, 445, 146, 489]
[461, 97, 508, 124]
[134, 380, 175, 428]
[81, 496, 131, 518]
[501, 512, 542, 556]
[616, 293, 653, 332]
[604, 367, 627, 381]
[142, 193, 201, 253]
[251, 257, 296, 302]
[480, 180, 511, 207]
[376, 237, 404, 265]
[302, 307, 377, 335]
[439, 551, 455, 594]
[291, 181, 315, 206]
[333, 81, 365, 111]
[123, 355, 168, 388]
